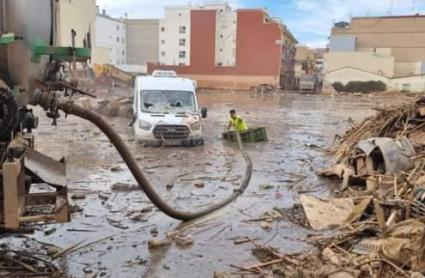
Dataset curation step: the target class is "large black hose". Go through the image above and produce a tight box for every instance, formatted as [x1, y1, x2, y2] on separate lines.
[56, 99, 252, 221]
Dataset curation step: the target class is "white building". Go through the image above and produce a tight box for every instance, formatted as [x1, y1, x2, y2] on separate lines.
[215, 5, 237, 67]
[159, 6, 191, 66]
[158, 2, 235, 66]
[95, 9, 127, 65]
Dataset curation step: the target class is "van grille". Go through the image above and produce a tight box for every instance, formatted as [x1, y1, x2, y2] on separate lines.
[153, 125, 190, 139]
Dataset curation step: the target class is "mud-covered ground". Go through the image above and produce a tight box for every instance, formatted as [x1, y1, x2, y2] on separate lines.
[1, 90, 413, 277]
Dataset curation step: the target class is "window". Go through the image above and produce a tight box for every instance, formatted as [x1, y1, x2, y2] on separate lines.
[220, 35, 223, 38]
[179, 38, 186, 46]
[116, 25, 120, 30]
[179, 51, 186, 58]
[219, 49, 223, 52]
[121, 38, 125, 43]
[161, 27, 165, 32]
[116, 37, 119, 42]
[179, 26, 186, 34]
[140, 90, 195, 113]
[161, 39, 165, 44]
[122, 50, 125, 55]
[161, 51, 166, 57]
[179, 13, 182, 17]
[179, 62, 186, 66]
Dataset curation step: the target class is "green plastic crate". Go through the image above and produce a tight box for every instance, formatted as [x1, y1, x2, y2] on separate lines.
[223, 127, 268, 143]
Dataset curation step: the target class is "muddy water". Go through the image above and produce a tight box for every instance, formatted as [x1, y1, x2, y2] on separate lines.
[21, 92, 413, 277]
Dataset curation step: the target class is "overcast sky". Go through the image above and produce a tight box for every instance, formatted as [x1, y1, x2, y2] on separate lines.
[97, 0, 425, 48]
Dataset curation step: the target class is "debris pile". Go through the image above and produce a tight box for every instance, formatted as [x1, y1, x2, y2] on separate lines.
[333, 95, 425, 161]
[226, 95, 425, 277]
[0, 248, 62, 277]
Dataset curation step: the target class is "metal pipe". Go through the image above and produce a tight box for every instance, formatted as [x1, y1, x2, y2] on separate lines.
[54, 99, 252, 221]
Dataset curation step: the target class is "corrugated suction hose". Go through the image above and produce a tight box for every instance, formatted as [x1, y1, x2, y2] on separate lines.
[56, 100, 252, 221]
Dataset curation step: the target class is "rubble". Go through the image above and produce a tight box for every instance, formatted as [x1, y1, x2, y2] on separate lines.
[111, 182, 140, 191]
[0, 248, 63, 277]
[229, 95, 425, 277]
[299, 195, 354, 230]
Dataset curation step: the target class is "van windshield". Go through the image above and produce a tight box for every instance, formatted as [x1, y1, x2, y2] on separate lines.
[140, 90, 196, 113]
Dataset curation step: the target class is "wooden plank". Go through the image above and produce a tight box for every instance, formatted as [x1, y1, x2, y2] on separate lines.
[373, 199, 387, 234]
[3, 159, 24, 230]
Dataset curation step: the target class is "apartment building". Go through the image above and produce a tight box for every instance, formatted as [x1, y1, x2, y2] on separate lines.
[149, 4, 297, 89]
[159, 6, 192, 66]
[95, 8, 127, 65]
[325, 15, 425, 92]
[125, 19, 159, 67]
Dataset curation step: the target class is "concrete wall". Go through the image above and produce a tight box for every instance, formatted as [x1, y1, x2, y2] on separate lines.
[325, 67, 389, 85]
[180, 74, 278, 89]
[57, 0, 96, 49]
[389, 75, 425, 92]
[329, 35, 356, 51]
[92, 46, 110, 65]
[96, 14, 126, 65]
[332, 16, 425, 63]
[325, 67, 425, 93]
[324, 52, 394, 77]
[149, 9, 283, 89]
[159, 7, 191, 65]
[125, 19, 159, 66]
[394, 62, 418, 77]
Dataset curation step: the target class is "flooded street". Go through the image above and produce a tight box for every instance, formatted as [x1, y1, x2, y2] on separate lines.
[4, 91, 412, 277]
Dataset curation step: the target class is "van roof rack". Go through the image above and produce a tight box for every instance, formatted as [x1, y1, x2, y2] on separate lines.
[152, 70, 177, 78]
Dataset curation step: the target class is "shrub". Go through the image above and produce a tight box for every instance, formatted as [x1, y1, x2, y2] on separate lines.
[333, 80, 386, 93]
[332, 82, 345, 92]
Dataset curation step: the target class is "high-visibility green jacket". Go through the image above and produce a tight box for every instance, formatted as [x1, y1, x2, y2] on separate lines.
[229, 116, 248, 132]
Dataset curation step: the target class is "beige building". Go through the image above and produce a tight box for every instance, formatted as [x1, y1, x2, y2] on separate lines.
[56, 0, 96, 49]
[125, 19, 160, 68]
[325, 15, 425, 92]
[295, 46, 315, 76]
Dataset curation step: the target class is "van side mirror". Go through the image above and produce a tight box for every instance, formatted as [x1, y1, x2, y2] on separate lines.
[201, 107, 208, 118]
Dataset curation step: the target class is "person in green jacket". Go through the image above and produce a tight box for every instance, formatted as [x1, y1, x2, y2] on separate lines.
[226, 109, 248, 132]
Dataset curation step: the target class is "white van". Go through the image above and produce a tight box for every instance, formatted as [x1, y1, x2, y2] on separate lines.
[132, 70, 207, 146]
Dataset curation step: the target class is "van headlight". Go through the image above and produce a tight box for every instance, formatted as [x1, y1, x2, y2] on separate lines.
[138, 120, 152, 131]
[190, 120, 201, 131]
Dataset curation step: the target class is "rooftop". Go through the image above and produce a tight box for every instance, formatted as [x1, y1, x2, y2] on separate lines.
[352, 14, 425, 20]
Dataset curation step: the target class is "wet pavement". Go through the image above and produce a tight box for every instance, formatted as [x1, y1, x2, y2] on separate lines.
[2, 90, 413, 277]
